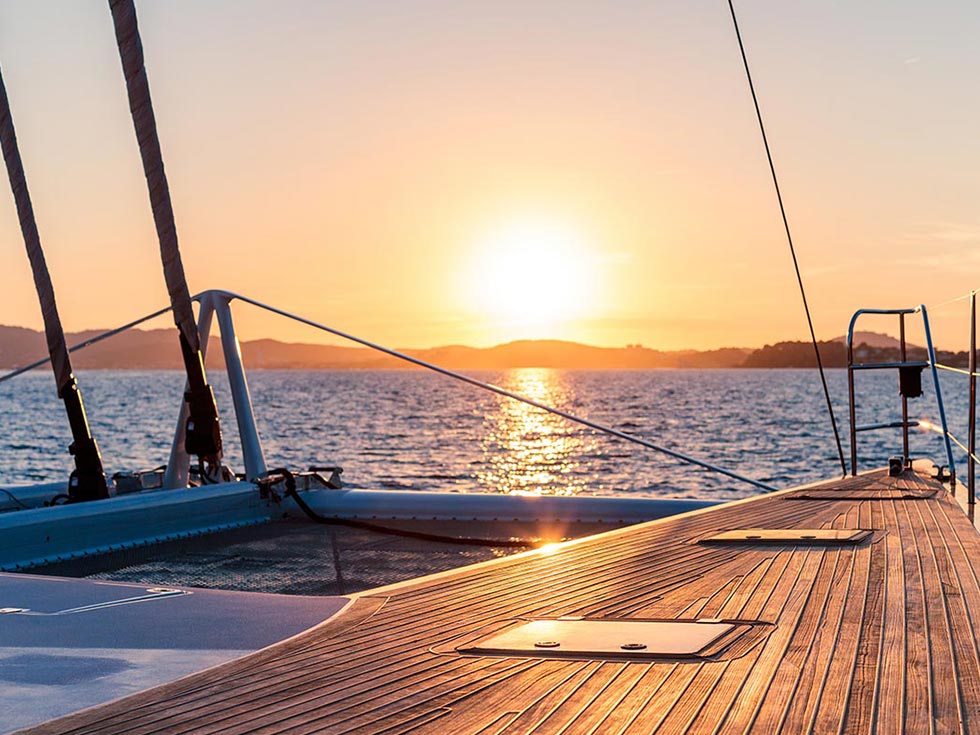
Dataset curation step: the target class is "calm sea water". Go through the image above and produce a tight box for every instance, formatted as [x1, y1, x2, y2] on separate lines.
[0, 368, 968, 501]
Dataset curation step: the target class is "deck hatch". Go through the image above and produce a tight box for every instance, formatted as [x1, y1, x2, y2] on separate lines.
[701, 528, 872, 544]
[458, 619, 738, 660]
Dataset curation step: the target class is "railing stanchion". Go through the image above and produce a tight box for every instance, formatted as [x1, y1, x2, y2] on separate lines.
[970, 292, 977, 508]
[847, 313, 859, 476]
[900, 313, 910, 461]
[920, 305, 956, 490]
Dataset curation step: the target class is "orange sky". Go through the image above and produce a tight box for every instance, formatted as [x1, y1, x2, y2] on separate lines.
[2, 1, 980, 352]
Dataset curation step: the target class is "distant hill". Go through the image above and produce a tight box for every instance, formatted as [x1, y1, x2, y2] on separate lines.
[832, 330, 922, 350]
[743, 340, 846, 368]
[744, 337, 969, 369]
[0, 324, 956, 371]
[0, 325, 752, 371]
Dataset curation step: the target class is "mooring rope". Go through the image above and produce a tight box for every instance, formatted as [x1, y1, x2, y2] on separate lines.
[727, 0, 848, 476]
[0, 64, 109, 500]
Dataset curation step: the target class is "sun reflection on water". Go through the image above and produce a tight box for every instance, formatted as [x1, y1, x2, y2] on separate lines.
[477, 368, 597, 496]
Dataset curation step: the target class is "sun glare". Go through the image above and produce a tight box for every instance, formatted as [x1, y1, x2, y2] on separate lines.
[464, 219, 594, 334]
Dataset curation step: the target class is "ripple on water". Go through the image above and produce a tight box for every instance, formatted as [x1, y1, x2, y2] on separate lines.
[0, 368, 958, 500]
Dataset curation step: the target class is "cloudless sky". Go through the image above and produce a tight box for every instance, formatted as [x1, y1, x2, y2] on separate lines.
[1, 1, 979, 351]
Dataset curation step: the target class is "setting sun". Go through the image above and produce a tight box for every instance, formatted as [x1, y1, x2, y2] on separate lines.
[462, 218, 596, 336]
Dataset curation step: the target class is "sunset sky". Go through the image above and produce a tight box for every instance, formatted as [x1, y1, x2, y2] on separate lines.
[1, 1, 979, 352]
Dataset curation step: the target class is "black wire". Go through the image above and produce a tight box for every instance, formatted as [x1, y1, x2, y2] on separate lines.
[727, 0, 848, 477]
[0, 487, 28, 508]
[267, 469, 533, 549]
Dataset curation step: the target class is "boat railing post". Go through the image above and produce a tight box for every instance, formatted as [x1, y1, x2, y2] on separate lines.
[969, 292, 977, 510]
[900, 313, 910, 462]
[213, 293, 267, 481]
[847, 313, 859, 476]
[920, 305, 956, 491]
[163, 292, 217, 489]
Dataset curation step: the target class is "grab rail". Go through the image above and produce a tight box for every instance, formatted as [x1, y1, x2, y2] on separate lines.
[846, 305, 956, 492]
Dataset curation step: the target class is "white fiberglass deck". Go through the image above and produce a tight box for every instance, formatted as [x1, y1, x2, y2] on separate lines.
[0, 574, 348, 734]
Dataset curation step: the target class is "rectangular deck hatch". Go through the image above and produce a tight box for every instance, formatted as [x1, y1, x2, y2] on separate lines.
[701, 528, 872, 544]
[458, 619, 736, 660]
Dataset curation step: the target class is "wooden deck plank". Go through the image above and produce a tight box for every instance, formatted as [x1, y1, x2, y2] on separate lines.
[925, 498, 980, 732]
[896, 498, 934, 734]
[907, 498, 962, 734]
[812, 504, 873, 735]
[19, 468, 980, 735]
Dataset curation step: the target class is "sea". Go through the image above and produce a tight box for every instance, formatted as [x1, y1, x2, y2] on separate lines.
[0, 367, 968, 501]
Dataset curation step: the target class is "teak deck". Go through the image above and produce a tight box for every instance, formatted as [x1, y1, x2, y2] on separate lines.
[23, 469, 980, 734]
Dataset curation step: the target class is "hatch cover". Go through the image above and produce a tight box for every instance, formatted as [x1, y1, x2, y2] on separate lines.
[458, 618, 740, 660]
[701, 528, 872, 544]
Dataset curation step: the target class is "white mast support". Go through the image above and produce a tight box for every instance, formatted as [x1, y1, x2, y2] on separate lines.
[163, 293, 216, 489]
[213, 295, 266, 481]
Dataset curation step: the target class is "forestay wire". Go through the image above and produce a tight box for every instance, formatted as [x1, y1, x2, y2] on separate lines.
[727, 0, 848, 476]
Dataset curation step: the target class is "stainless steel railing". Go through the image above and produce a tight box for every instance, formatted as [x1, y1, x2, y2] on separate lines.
[927, 291, 980, 509]
[846, 305, 957, 493]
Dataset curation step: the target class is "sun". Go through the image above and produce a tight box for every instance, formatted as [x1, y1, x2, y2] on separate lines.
[463, 218, 594, 334]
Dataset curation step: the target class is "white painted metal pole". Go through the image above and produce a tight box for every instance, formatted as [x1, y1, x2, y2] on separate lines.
[214, 296, 266, 481]
[163, 293, 216, 489]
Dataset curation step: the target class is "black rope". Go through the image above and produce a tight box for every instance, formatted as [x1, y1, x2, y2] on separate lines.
[109, 0, 223, 470]
[267, 469, 534, 549]
[0, 65, 109, 501]
[727, 0, 848, 476]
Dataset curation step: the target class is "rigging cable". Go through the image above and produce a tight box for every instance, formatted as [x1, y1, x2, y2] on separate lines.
[230, 290, 779, 492]
[0, 488, 28, 509]
[0, 304, 173, 386]
[0, 66, 110, 501]
[727, 0, 848, 476]
[109, 0, 223, 477]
